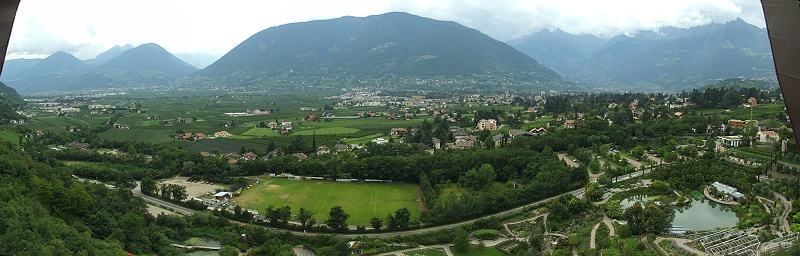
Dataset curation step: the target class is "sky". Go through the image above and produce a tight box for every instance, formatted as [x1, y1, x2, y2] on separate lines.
[6, 0, 767, 60]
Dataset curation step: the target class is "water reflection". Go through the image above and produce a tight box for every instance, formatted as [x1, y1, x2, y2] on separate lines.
[619, 196, 738, 230]
[671, 198, 737, 230]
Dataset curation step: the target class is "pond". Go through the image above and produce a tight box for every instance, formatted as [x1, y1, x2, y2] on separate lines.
[620, 195, 738, 230]
[672, 199, 738, 230]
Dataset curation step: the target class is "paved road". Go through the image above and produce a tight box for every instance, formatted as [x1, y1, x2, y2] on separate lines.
[132, 183, 196, 215]
[610, 151, 645, 169]
[557, 153, 580, 168]
[644, 153, 662, 165]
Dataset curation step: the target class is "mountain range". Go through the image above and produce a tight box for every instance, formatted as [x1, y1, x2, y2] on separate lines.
[509, 19, 776, 91]
[1, 13, 778, 94]
[2, 44, 197, 93]
[193, 12, 565, 90]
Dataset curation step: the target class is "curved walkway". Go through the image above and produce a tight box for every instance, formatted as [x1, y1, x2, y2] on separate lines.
[589, 213, 616, 249]
[170, 244, 221, 250]
[376, 244, 454, 256]
[703, 186, 739, 206]
[503, 214, 546, 238]
[774, 191, 793, 233]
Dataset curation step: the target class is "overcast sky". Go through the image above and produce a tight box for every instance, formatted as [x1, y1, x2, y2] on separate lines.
[6, 0, 766, 60]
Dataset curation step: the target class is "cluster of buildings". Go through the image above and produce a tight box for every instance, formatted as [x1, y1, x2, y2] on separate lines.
[223, 109, 271, 117]
[174, 131, 231, 141]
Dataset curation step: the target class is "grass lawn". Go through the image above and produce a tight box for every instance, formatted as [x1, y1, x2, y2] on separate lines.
[403, 248, 448, 256]
[450, 245, 505, 256]
[233, 178, 422, 225]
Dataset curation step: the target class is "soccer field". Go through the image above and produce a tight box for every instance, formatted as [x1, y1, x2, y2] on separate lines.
[234, 178, 423, 225]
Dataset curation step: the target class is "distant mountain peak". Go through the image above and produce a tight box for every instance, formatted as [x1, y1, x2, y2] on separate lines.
[196, 12, 565, 90]
[86, 44, 136, 66]
[97, 43, 196, 75]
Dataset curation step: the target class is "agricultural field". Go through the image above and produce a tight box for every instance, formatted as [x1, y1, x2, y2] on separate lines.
[695, 103, 785, 120]
[24, 91, 430, 153]
[233, 178, 423, 225]
[184, 138, 272, 153]
[98, 129, 174, 144]
[25, 114, 108, 133]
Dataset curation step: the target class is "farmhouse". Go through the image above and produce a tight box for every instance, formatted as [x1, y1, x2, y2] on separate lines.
[564, 119, 576, 129]
[334, 144, 350, 152]
[529, 127, 547, 135]
[317, 145, 330, 154]
[263, 150, 280, 159]
[214, 131, 232, 138]
[241, 152, 257, 161]
[292, 153, 308, 160]
[371, 138, 388, 144]
[225, 153, 241, 164]
[267, 121, 279, 129]
[390, 128, 407, 138]
[453, 131, 469, 140]
[757, 130, 780, 143]
[175, 132, 193, 141]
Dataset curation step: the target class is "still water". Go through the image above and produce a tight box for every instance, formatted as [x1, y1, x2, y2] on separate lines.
[621, 196, 738, 230]
[672, 199, 738, 230]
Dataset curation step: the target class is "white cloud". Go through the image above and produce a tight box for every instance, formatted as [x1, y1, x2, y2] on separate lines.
[6, 0, 766, 60]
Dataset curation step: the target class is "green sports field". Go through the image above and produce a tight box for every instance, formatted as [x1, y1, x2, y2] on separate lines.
[234, 178, 422, 225]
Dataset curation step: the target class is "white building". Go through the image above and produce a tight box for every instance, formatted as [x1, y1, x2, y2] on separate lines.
[757, 130, 780, 143]
[717, 135, 742, 147]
